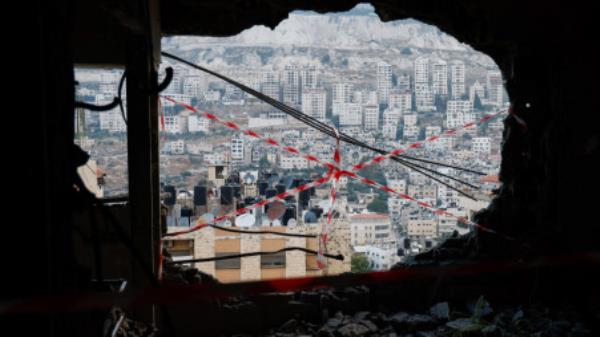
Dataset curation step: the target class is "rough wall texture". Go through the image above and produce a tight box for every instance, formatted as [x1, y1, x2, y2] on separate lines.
[160, 0, 599, 256]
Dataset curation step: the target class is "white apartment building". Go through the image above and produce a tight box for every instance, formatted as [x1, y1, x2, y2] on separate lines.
[182, 76, 208, 98]
[425, 125, 442, 138]
[356, 244, 400, 270]
[301, 65, 318, 89]
[99, 109, 127, 133]
[301, 88, 327, 121]
[162, 139, 185, 155]
[279, 155, 309, 170]
[382, 108, 402, 139]
[404, 113, 417, 127]
[447, 99, 472, 114]
[469, 80, 485, 105]
[350, 214, 392, 246]
[282, 65, 301, 106]
[388, 90, 412, 112]
[415, 83, 434, 111]
[472, 137, 491, 154]
[363, 105, 379, 131]
[203, 90, 221, 102]
[450, 60, 466, 99]
[414, 57, 429, 85]
[332, 82, 352, 106]
[338, 102, 362, 127]
[260, 81, 281, 101]
[486, 70, 504, 107]
[407, 218, 438, 238]
[424, 126, 442, 149]
[187, 115, 209, 133]
[397, 73, 411, 91]
[163, 115, 185, 134]
[446, 100, 472, 128]
[377, 62, 393, 104]
[388, 179, 407, 193]
[230, 135, 244, 161]
[432, 59, 448, 96]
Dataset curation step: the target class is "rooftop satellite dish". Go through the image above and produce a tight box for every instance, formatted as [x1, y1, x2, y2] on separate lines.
[201, 213, 214, 224]
[303, 211, 317, 224]
[267, 201, 286, 221]
[235, 213, 255, 228]
[287, 218, 297, 227]
[272, 219, 281, 226]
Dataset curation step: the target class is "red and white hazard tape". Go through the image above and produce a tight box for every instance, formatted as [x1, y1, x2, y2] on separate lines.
[160, 97, 516, 255]
[317, 129, 342, 269]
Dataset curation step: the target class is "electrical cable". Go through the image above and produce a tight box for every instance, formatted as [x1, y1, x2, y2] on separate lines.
[209, 224, 318, 238]
[166, 246, 344, 265]
[118, 70, 127, 125]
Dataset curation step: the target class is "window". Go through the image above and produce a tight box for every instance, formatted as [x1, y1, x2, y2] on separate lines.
[215, 252, 241, 269]
[74, 68, 128, 198]
[261, 252, 286, 268]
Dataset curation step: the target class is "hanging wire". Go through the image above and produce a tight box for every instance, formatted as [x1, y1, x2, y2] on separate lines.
[209, 224, 318, 238]
[166, 246, 344, 265]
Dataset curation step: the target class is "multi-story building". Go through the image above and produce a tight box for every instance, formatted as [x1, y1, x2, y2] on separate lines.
[363, 104, 379, 131]
[165, 220, 350, 283]
[182, 76, 207, 98]
[282, 65, 301, 106]
[431, 59, 448, 96]
[486, 70, 504, 107]
[414, 57, 429, 85]
[388, 90, 412, 112]
[415, 83, 434, 111]
[377, 62, 393, 105]
[472, 137, 491, 154]
[332, 82, 352, 107]
[469, 80, 485, 106]
[163, 115, 186, 134]
[407, 218, 438, 238]
[403, 126, 419, 140]
[230, 134, 244, 162]
[397, 73, 411, 91]
[356, 244, 400, 270]
[382, 108, 402, 139]
[260, 81, 281, 101]
[279, 155, 309, 170]
[99, 108, 127, 133]
[350, 213, 392, 246]
[187, 115, 209, 133]
[301, 65, 318, 90]
[450, 60, 466, 99]
[446, 100, 472, 128]
[301, 88, 327, 121]
[338, 102, 362, 127]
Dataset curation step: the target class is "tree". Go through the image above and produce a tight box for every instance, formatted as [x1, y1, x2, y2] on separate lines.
[258, 155, 270, 170]
[351, 253, 370, 273]
[367, 197, 389, 213]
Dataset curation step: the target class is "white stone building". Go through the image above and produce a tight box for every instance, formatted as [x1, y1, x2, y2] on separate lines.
[301, 88, 327, 121]
[350, 214, 392, 246]
[450, 60, 466, 99]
